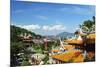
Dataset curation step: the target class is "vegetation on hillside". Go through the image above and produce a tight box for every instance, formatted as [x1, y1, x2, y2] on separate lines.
[10, 25, 40, 66]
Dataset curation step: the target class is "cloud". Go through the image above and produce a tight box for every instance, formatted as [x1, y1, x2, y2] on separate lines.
[59, 6, 95, 15]
[72, 6, 94, 14]
[12, 24, 66, 32]
[42, 24, 66, 31]
[36, 15, 47, 20]
[34, 15, 48, 20]
[17, 24, 41, 31]
[14, 10, 24, 13]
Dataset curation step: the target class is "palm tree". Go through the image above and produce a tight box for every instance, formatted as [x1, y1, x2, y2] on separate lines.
[92, 16, 95, 24]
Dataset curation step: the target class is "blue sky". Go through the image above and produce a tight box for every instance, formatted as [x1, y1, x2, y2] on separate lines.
[11, 0, 95, 35]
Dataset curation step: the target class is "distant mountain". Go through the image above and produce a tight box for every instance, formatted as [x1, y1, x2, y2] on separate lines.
[56, 32, 74, 39]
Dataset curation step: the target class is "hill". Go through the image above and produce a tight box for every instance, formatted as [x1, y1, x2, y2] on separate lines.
[10, 25, 37, 42]
[56, 32, 74, 39]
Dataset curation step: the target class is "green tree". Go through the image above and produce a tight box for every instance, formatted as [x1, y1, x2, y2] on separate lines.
[21, 60, 30, 66]
[82, 16, 95, 29]
[92, 16, 95, 24]
[77, 16, 95, 33]
[83, 20, 93, 29]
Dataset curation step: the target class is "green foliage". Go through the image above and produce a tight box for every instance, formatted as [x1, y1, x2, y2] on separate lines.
[92, 16, 95, 24]
[43, 54, 49, 64]
[82, 16, 95, 30]
[11, 42, 26, 54]
[11, 42, 26, 66]
[83, 20, 93, 29]
[11, 42, 32, 66]
[47, 41, 60, 51]
[10, 25, 44, 66]
[21, 60, 30, 66]
[74, 30, 79, 35]
[74, 16, 95, 34]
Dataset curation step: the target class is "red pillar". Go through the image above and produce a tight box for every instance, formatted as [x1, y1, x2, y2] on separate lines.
[45, 38, 48, 50]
